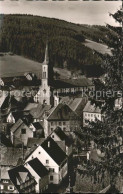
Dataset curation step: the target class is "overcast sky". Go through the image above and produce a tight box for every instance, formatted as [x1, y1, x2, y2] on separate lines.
[0, 1, 122, 26]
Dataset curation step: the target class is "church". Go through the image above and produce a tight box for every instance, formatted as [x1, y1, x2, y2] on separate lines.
[0, 43, 95, 109]
[33, 43, 54, 106]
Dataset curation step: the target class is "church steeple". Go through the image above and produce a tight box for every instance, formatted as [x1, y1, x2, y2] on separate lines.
[44, 42, 49, 64]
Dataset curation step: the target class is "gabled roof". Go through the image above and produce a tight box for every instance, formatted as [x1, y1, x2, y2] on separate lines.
[47, 103, 78, 121]
[83, 101, 101, 113]
[52, 127, 72, 147]
[41, 137, 67, 166]
[10, 119, 23, 133]
[29, 104, 51, 119]
[10, 118, 32, 133]
[8, 165, 36, 192]
[27, 158, 48, 178]
[67, 97, 87, 117]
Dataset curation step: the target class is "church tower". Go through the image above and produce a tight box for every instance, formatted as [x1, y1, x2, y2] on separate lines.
[39, 43, 51, 105]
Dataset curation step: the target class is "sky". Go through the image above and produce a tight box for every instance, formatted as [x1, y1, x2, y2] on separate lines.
[0, 0, 122, 26]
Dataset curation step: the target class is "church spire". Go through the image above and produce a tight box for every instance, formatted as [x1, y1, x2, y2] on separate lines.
[44, 42, 49, 64]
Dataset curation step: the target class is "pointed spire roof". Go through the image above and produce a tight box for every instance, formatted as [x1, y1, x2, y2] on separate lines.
[44, 42, 49, 64]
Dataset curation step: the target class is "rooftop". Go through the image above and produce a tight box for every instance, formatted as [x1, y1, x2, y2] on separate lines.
[47, 103, 78, 121]
[52, 127, 72, 147]
[29, 104, 51, 119]
[27, 158, 48, 178]
[83, 101, 101, 113]
[27, 138, 45, 148]
[41, 137, 67, 166]
[8, 165, 36, 192]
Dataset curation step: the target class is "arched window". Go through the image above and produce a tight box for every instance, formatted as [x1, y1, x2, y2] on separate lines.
[43, 72, 46, 78]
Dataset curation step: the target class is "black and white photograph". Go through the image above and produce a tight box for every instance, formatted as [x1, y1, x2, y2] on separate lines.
[0, 0, 122, 193]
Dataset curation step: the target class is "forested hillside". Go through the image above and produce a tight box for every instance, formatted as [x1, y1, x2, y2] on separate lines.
[0, 14, 113, 77]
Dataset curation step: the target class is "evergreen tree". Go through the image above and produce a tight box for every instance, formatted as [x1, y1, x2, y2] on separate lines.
[78, 8, 123, 191]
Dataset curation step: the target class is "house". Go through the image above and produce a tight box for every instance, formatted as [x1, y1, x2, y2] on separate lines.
[25, 158, 49, 193]
[44, 103, 81, 137]
[8, 165, 37, 193]
[10, 118, 35, 147]
[61, 96, 88, 119]
[29, 122, 44, 138]
[50, 127, 73, 157]
[53, 78, 95, 96]
[0, 167, 18, 193]
[25, 137, 68, 185]
[0, 146, 27, 193]
[83, 101, 103, 126]
[24, 103, 51, 122]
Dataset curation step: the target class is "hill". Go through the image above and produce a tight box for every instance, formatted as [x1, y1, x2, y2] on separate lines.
[0, 14, 113, 77]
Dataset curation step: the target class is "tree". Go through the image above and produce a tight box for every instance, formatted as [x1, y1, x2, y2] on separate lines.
[78, 8, 123, 191]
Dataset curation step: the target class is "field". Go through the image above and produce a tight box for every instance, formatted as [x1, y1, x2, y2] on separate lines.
[0, 53, 42, 77]
[83, 39, 111, 55]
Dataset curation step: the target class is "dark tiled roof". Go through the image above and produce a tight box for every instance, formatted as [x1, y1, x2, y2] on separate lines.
[47, 103, 78, 121]
[8, 165, 36, 192]
[28, 158, 48, 178]
[32, 122, 43, 130]
[53, 127, 72, 147]
[0, 133, 13, 147]
[41, 137, 67, 165]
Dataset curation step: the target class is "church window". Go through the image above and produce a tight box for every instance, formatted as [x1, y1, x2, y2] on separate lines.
[43, 72, 46, 79]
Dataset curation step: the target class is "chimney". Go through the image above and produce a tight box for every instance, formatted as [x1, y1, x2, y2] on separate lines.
[48, 141, 50, 148]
